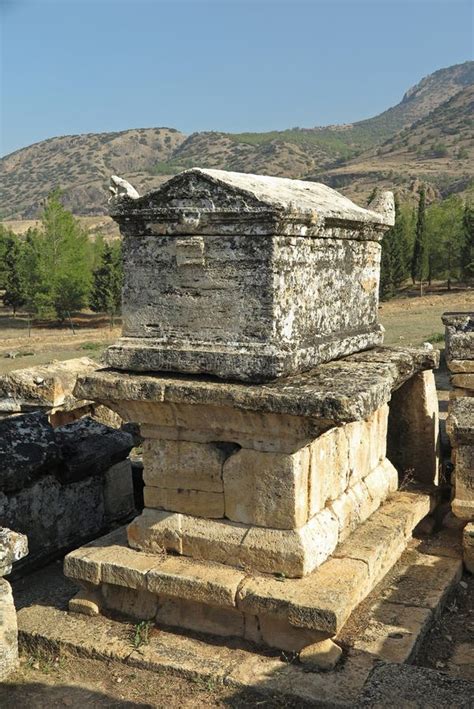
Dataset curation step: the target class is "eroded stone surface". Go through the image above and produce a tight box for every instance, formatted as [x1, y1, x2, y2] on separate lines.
[0, 357, 96, 414]
[106, 169, 394, 382]
[463, 523, 474, 573]
[443, 312, 474, 371]
[75, 346, 439, 428]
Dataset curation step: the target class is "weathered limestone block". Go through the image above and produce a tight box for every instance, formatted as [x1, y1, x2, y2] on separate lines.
[447, 397, 474, 521]
[0, 357, 97, 417]
[329, 458, 398, 541]
[0, 528, 27, 682]
[0, 411, 61, 493]
[102, 584, 158, 620]
[106, 169, 394, 382]
[222, 447, 310, 528]
[0, 528, 28, 577]
[143, 439, 231, 492]
[309, 405, 388, 515]
[442, 312, 474, 374]
[0, 579, 19, 682]
[387, 370, 439, 484]
[54, 417, 134, 483]
[451, 373, 474, 391]
[144, 486, 225, 518]
[463, 523, 474, 573]
[147, 557, 244, 608]
[127, 507, 339, 578]
[74, 347, 439, 433]
[155, 597, 245, 637]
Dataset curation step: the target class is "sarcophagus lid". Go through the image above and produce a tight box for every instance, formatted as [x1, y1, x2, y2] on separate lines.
[106, 169, 394, 382]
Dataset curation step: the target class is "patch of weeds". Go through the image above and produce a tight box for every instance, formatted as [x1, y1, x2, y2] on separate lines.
[399, 468, 416, 490]
[426, 332, 445, 344]
[193, 675, 223, 692]
[80, 341, 107, 351]
[25, 648, 65, 674]
[131, 620, 154, 650]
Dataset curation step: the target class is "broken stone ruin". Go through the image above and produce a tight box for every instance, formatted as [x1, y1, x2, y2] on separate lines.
[0, 528, 27, 681]
[2, 170, 472, 704]
[443, 312, 474, 573]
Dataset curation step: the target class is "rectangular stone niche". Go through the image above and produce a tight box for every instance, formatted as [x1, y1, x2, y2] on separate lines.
[106, 169, 394, 382]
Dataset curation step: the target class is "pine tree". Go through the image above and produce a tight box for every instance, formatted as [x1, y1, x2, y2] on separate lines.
[460, 204, 474, 283]
[33, 191, 92, 320]
[90, 243, 122, 326]
[3, 236, 26, 316]
[379, 230, 394, 301]
[411, 188, 427, 292]
[389, 198, 406, 289]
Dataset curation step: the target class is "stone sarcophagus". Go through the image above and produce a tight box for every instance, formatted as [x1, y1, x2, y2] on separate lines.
[106, 169, 394, 382]
[65, 171, 440, 657]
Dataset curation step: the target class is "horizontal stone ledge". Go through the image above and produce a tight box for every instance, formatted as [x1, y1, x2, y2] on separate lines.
[74, 346, 439, 426]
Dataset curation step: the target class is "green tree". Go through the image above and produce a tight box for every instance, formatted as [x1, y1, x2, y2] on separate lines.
[411, 188, 427, 292]
[379, 231, 394, 301]
[3, 236, 26, 315]
[30, 191, 92, 320]
[90, 242, 122, 325]
[425, 196, 464, 289]
[460, 204, 474, 283]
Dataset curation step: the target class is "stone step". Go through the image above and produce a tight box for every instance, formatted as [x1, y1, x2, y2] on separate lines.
[16, 529, 465, 706]
[64, 489, 436, 647]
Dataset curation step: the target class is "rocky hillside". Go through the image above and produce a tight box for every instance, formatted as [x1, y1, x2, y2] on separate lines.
[1, 61, 473, 218]
[312, 84, 474, 204]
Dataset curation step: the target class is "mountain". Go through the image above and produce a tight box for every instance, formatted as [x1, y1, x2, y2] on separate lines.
[312, 84, 474, 204]
[1, 61, 473, 219]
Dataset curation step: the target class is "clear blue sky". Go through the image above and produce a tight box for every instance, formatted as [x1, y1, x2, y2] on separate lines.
[1, 0, 472, 156]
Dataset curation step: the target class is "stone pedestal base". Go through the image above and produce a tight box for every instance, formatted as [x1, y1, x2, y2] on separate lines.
[65, 489, 433, 652]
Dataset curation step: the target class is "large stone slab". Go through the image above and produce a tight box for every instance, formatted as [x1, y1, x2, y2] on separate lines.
[0, 411, 62, 493]
[54, 416, 134, 483]
[74, 346, 439, 429]
[0, 357, 96, 414]
[106, 169, 394, 382]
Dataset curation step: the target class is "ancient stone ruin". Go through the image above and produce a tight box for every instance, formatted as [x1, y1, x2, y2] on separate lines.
[63, 170, 444, 659]
[0, 412, 135, 570]
[444, 312, 474, 573]
[0, 528, 27, 681]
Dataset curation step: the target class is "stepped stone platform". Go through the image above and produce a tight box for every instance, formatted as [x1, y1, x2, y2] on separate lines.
[65, 489, 435, 651]
[16, 527, 466, 706]
[68, 345, 440, 652]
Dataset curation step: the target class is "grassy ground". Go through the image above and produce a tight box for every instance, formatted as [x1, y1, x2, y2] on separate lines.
[379, 286, 473, 347]
[0, 309, 120, 374]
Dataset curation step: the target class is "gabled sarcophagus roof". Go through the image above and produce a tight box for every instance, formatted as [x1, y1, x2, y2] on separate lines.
[110, 168, 394, 236]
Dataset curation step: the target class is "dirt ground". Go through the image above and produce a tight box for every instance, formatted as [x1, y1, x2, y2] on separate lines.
[1, 655, 300, 709]
[0, 309, 120, 373]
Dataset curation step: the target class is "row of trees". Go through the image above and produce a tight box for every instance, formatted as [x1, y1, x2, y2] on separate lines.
[0, 191, 122, 324]
[379, 190, 474, 300]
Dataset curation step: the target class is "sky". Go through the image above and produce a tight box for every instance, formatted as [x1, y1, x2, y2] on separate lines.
[1, 0, 473, 156]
